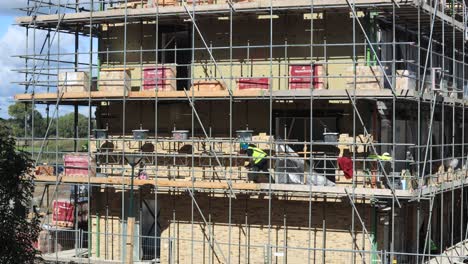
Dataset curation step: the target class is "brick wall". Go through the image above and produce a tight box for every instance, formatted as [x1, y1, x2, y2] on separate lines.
[90, 188, 395, 263]
[156, 193, 383, 263]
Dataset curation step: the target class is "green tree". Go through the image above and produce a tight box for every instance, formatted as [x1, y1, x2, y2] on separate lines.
[55, 113, 88, 138]
[8, 102, 46, 138]
[0, 122, 41, 263]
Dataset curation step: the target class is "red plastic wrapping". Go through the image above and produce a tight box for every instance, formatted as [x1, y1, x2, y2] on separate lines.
[289, 65, 313, 83]
[289, 64, 325, 89]
[52, 200, 74, 223]
[142, 66, 176, 91]
[64, 154, 94, 176]
[237, 77, 270, 90]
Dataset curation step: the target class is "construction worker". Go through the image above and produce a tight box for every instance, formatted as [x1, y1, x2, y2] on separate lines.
[241, 143, 271, 183]
[369, 152, 392, 189]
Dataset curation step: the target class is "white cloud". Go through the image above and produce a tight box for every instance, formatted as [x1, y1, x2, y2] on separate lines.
[0, 0, 89, 16]
[0, 0, 27, 16]
[0, 96, 14, 118]
[0, 24, 90, 118]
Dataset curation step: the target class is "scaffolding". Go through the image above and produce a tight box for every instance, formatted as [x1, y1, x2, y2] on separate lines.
[11, 0, 468, 263]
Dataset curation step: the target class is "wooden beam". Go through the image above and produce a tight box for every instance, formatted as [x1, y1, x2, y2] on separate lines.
[125, 217, 135, 263]
[35, 175, 260, 190]
[14, 88, 414, 102]
[16, 0, 406, 26]
[34, 175, 417, 198]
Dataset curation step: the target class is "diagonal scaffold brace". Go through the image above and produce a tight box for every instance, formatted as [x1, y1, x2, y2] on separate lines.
[344, 188, 382, 263]
[345, 90, 402, 208]
[186, 187, 228, 263]
[183, 88, 237, 199]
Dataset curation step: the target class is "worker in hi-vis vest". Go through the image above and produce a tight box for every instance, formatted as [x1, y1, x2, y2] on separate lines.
[241, 143, 270, 182]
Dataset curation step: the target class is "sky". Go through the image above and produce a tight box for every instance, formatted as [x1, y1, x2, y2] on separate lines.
[0, 0, 28, 118]
[0, 0, 88, 119]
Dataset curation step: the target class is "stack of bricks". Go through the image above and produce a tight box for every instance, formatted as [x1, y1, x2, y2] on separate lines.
[191, 80, 227, 92]
[58, 72, 90, 93]
[109, 0, 147, 9]
[63, 153, 97, 177]
[184, 0, 215, 5]
[345, 66, 385, 90]
[345, 66, 417, 91]
[251, 133, 274, 150]
[142, 65, 177, 91]
[98, 68, 132, 94]
[148, 0, 178, 7]
[337, 133, 373, 156]
[236, 77, 270, 90]
[395, 70, 416, 91]
[288, 64, 326, 90]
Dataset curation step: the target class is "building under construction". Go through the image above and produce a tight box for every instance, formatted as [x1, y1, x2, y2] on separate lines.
[13, 0, 468, 263]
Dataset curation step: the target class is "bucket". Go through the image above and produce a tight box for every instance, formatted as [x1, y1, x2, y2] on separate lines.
[323, 132, 338, 143]
[93, 129, 108, 139]
[388, 173, 402, 189]
[236, 130, 254, 143]
[172, 130, 189, 140]
[401, 179, 407, 190]
[132, 129, 149, 140]
[96, 172, 107, 178]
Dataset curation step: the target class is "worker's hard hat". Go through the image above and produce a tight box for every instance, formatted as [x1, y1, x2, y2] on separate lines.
[240, 142, 249, 150]
[380, 152, 392, 161]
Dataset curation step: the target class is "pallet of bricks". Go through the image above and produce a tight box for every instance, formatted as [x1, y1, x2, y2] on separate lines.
[58, 71, 90, 93]
[191, 79, 227, 92]
[146, 0, 214, 7]
[345, 65, 385, 89]
[184, 0, 215, 4]
[288, 64, 325, 90]
[109, 0, 147, 9]
[63, 153, 97, 177]
[142, 64, 177, 91]
[237, 77, 269, 91]
[51, 200, 74, 228]
[145, 0, 177, 7]
[98, 68, 132, 94]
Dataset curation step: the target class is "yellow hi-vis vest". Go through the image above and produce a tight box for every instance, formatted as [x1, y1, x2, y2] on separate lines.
[248, 146, 267, 164]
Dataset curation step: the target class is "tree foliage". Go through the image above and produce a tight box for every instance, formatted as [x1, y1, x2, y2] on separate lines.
[0, 122, 41, 263]
[8, 102, 47, 138]
[7, 102, 88, 139]
[55, 113, 88, 138]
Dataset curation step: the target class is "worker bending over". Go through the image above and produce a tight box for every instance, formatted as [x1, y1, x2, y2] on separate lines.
[241, 143, 273, 183]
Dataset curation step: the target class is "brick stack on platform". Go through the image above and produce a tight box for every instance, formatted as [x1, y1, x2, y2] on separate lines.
[146, 0, 178, 7]
[63, 153, 96, 177]
[98, 68, 132, 94]
[288, 64, 325, 90]
[58, 72, 90, 93]
[142, 65, 177, 91]
[52, 200, 74, 227]
[191, 80, 227, 91]
[185, 0, 215, 5]
[237, 77, 270, 90]
[345, 65, 385, 89]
